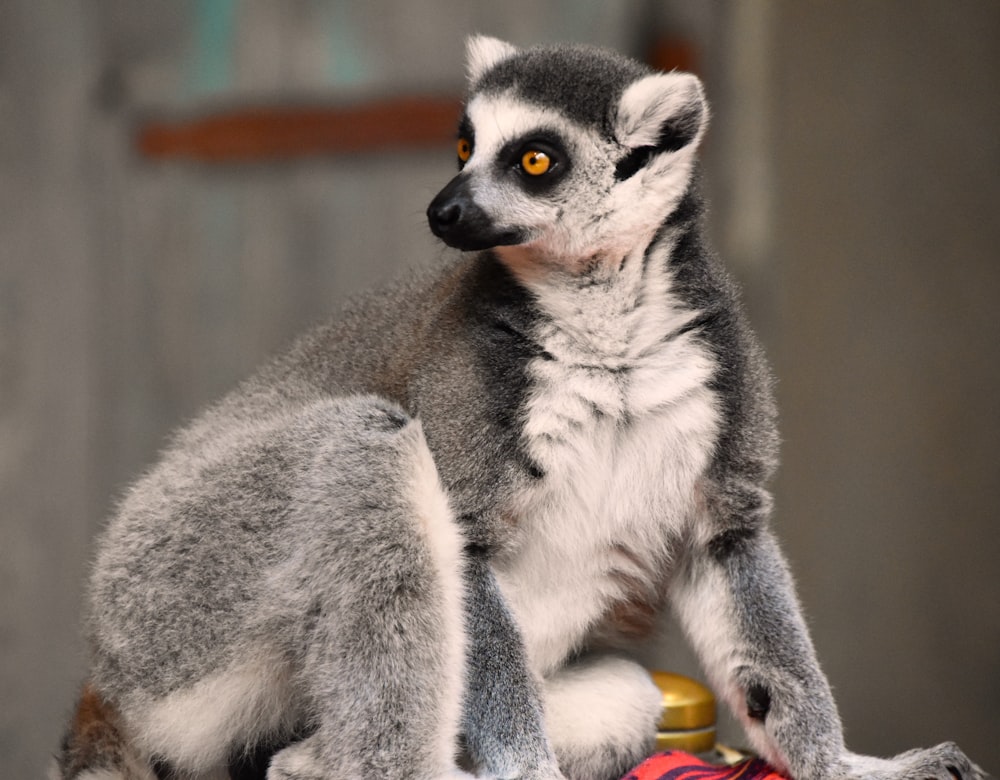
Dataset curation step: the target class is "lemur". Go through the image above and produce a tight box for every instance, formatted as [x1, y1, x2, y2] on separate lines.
[56, 36, 984, 780]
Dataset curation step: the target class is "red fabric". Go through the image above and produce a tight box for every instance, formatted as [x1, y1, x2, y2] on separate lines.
[622, 750, 786, 780]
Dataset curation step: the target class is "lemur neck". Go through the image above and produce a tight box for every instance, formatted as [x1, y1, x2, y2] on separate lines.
[503, 226, 693, 362]
[493, 223, 660, 285]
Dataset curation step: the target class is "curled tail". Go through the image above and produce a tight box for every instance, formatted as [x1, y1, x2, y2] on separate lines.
[54, 684, 154, 780]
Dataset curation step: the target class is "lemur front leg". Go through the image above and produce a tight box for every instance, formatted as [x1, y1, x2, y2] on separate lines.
[462, 555, 566, 780]
[671, 519, 986, 780]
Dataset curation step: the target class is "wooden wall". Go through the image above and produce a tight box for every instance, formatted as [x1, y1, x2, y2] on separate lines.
[768, 1, 1000, 761]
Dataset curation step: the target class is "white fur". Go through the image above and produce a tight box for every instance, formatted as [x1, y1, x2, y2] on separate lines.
[543, 657, 662, 757]
[462, 92, 581, 237]
[465, 35, 519, 85]
[125, 652, 296, 773]
[669, 562, 752, 729]
[403, 421, 469, 771]
[495, 237, 720, 675]
[604, 74, 707, 258]
[602, 149, 699, 257]
[615, 72, 707, 149]
[603, 75, 707, 257]
[267, 743, 321, 779]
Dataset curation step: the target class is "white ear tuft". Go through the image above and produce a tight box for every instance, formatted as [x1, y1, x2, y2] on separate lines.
[615, 72, 708, 151]
[465, 35, 518, 85]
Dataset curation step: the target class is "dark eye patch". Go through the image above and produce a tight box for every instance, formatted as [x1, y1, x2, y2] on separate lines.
[496, 130, 571, 192]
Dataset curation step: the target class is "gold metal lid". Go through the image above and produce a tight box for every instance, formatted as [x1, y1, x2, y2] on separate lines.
[655, 725, 717, 754]
[650, 670, 717, 731]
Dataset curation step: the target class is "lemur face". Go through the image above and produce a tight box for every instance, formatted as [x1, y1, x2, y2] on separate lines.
[427, 36, 708, 273]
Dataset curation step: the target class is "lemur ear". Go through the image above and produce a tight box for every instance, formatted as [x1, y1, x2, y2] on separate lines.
[614, 71, 708, 159]
[466, 35, 519, 85]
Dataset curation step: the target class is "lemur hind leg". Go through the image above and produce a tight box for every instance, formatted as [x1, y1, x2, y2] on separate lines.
[541, 656, 662, 780]
[262, 397, 472, 780]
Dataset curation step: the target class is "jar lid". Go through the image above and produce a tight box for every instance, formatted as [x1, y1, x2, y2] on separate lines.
[650, 670, 716, 731]
[655, 725, 717, 754]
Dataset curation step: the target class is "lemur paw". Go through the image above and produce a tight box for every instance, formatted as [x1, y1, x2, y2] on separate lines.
[840, 742, 989, 780]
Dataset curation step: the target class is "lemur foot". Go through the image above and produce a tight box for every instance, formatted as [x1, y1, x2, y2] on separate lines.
[839, 742, 989, 780]
[266, 738, 478, 780]
[265, 741, 321, 780]
[473, 760, 566, 780]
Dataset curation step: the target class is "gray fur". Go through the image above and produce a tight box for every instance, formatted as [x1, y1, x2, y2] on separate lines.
[461, 556, 559, 778]
[59, 36, 985, 780]
[90, 396, 473, 778]
[473, 43, 649, 134]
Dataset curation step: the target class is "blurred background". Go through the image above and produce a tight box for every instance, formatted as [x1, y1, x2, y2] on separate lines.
[2, 1, 997, 776]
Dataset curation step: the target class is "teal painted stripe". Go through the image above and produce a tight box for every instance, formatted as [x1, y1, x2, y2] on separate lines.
[326, 2, 371, 87]
[191, 0, 236, 96]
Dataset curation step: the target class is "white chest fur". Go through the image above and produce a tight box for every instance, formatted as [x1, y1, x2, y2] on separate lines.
[494, 247, 721, 675]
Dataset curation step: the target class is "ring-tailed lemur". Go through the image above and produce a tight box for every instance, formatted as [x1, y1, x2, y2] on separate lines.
[56, 36, 984, 780]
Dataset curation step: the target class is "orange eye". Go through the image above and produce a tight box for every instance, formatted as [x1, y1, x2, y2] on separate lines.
[521, 150, 551, 176]
[457, 138, 472, 163]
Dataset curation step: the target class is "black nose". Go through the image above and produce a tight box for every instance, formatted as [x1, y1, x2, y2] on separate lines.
[428, 200, 462, 233]
[426, 173, 527, 251]
[426, 173, 477, 244]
